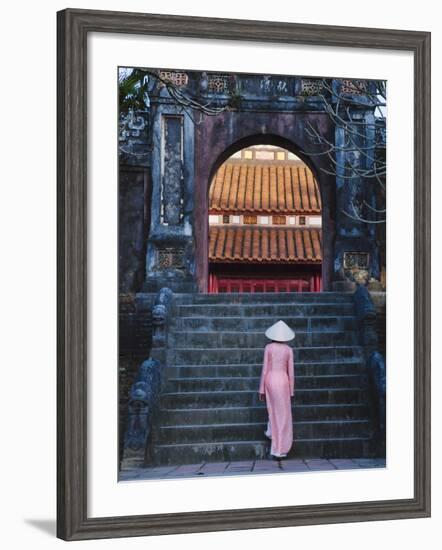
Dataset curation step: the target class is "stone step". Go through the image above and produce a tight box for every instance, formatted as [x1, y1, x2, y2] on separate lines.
[170, 361, 365, 378]
[172, 330, 358, 348]
[134, 291, 381, 466]
[160, 388, 367, 408]
[148, 437, 375, 465]
[172, 346, 364, 365]
[176, 315, 357, 332]
[177, 303, 355, 317]
[166, 374, 366, 393]
[173, 292, 355, 305]
[153, 420, 371, 444]
[159, 403, 370, 425]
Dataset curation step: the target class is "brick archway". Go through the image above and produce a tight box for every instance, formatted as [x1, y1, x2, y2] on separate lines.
[194, 128, 335, 292]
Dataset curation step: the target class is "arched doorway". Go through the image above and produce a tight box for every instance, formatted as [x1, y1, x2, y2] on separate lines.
[206, 143, 324, 293]
[193, 130, 334, 293]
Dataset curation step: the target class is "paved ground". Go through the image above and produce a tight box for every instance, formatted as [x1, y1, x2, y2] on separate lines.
[119, 457, 386, 481]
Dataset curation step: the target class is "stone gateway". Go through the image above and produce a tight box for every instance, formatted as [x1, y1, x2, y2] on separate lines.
[118, 68, 386, 475]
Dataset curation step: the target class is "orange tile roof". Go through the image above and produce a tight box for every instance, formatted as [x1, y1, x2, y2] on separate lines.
[209, 162, 321, 214]
[209, 226, 322, 263]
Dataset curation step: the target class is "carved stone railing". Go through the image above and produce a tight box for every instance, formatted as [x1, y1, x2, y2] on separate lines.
[366, 351, 386, 452]
[353, 284, 386, 451]
[150, 287, 174, 369]
[354, 284, 378, 354]
[123, 287, 174, 462]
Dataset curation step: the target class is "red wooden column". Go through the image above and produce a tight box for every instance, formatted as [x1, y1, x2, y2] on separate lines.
[208, 273, 219, 293]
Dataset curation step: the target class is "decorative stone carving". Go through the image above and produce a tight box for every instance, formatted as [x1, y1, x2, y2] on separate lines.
[343, 253, 370, 285]
[161, 115, 184, 225]
[207, 73, 233, 93]
[119, 109, 147, 141]
[123, 358, 161, 453]
[300, 78, 323, 96]
[341, 79, 367, 96]
[258, 76, 289, 95]
[353, 269, 370, 285]
[118, 109, 150, 167]
[155, 286, 174, 308]
[151, 287, 174, 345]
[354, 283, 376, 321]
[152, 304, 167, 326]
[344, 252, 369, 270]
[159, 70, 188, 87]
[276, 80, 288, 93]
[156, 247, 185, 270]
[123, 288, 174, 461]
[259, 76, 272, 93]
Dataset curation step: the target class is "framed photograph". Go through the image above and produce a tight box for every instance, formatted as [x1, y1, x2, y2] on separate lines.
[57, 8, 431, 541]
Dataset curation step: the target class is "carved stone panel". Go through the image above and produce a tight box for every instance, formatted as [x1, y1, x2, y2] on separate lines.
[207, 74, 234, 93]
[341, 79, 367, 96]
[156, 247, 185, 270]
[300, 79, 323, 96]
[161, 115, 184, 225]
[159, 71, 188, 87]
[344, 252, 369, 269]
[118, 109, 150, 167]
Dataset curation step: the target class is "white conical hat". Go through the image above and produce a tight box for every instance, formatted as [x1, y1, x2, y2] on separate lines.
[265, 320, 295, 342]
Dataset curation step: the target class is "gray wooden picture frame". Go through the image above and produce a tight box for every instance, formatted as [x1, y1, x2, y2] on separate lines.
[57, 8, 431, 541]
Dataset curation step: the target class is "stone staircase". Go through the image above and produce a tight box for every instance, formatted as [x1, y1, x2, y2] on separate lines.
[147, 292, 377, 465]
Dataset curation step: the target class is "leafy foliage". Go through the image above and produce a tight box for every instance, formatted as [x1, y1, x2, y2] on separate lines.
[119, 68, 150, 111]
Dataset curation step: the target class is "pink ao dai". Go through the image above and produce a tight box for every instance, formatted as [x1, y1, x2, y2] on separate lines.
[258, 342, 295, 457]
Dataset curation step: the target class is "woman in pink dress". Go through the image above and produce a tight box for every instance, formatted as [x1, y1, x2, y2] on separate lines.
[258, 320, 295, 459]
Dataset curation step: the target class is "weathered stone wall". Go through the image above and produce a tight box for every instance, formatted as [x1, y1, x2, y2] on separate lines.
[119, 167, 151, 293]
[118, 293, 154, 464]
[118, 103, 154, 461]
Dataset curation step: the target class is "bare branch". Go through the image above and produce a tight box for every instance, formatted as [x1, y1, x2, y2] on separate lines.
[362, 200, 386, 213]
[342, 202, 386, 224]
